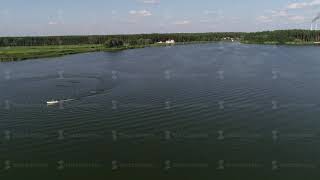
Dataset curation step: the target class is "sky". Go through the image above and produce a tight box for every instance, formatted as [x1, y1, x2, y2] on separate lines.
[0, 0, 320, 36]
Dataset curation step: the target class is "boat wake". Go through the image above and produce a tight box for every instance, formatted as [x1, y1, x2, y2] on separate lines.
[60, 98, 75, 102]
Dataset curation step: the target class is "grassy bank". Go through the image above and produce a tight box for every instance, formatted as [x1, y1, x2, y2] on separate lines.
[0, 41, 237, 62]
[0, 44, 103, 62]
[0, 44, 132, 62]
[0, 44, 167, 62]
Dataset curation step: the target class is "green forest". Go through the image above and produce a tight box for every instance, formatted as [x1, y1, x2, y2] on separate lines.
[1, 30, 320, 61]
[0, 32, 243, 47]
[242, 30, 320, 45]
[1, 30, 320, 47]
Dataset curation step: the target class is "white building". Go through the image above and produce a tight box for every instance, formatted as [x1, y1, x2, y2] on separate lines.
[165, 40, 175, 44]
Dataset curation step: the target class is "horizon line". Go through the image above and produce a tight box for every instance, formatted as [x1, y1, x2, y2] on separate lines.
[0, 28, 315, 38]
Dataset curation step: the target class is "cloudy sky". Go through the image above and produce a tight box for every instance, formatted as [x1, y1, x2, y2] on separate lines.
[0, 0, 320, 36]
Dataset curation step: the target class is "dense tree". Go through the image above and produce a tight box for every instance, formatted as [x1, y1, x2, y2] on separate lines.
[242, 30, 320, 44]
[105, 39, 124, 48]
[1, 30, 319, 47]
[0, 32, 244, 47]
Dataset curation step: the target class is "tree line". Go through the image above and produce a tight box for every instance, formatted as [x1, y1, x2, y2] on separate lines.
[1, 30, 320, 47]
[0, 32, 244, 47]
[242, 30, 320, 44]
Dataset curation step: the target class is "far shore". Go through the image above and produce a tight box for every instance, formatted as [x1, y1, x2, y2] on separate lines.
[0, 44, 166, 62]
[1, 30, 320, 62]
[0, 41, 225, 62]
[1, 40, 319, 62]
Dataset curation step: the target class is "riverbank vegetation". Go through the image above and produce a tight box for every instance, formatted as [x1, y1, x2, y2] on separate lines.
[242, 30, 320, 45]
[0, 44, 166, 62]
[1, 30, 320, 61]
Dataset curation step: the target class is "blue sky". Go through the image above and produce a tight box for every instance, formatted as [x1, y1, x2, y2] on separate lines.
[0, 0, 320, 36]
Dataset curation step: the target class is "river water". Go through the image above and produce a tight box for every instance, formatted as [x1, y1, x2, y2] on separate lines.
[1, 43, 320, 179]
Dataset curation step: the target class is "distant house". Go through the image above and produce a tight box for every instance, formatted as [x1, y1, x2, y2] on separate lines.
[165, 40, 175, 44]
[223, 37, 235, 42]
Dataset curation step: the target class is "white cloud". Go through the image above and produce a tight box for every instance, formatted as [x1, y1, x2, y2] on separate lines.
[47, 9, 64, 25]
[288, 15, 305, 21]
[257, 10, 305, 24]
[256, 16, 273, 23]
[310, 0, 320, 5]
[48, 21, 58, 25]
[203, 10, 219, 15]
[287, 2, 309, 9]
[271, 10, 288, 17]
[173, 20, 191, 25]
[200, 19, 211, 23]
[140, 0, 160, 4]
[129, 10, 152, 17]
[287, 0, 320, 9]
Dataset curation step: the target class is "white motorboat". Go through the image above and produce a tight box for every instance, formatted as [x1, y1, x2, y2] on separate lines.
[47, 100, 59, 105]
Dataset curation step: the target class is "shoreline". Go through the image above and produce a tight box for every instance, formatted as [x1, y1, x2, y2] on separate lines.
[0, 40, 319, 62]
[0, 42, 218, 62]
[0, 44, 167, 62]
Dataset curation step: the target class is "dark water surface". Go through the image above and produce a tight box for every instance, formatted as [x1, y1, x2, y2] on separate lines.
[1, 43, 320, 179]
